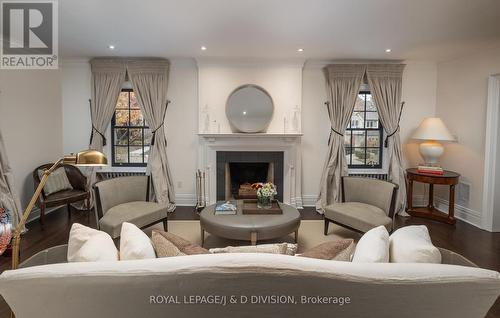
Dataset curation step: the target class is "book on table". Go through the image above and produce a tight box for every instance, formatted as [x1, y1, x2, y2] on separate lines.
[418, 165, 444, 175]
[215, 201, 237, 215]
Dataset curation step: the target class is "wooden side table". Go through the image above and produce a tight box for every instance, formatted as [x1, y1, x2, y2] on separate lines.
[406, 168, 460, 225]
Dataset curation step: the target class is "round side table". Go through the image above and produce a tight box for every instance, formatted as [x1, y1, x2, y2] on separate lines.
[406, 168, 460, 225]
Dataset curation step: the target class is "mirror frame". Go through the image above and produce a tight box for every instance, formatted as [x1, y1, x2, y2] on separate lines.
[225, 84, 275, 133]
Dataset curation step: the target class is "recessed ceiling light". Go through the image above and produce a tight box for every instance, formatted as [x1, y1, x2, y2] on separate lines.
[297, 48, 304, 52]
[201, 46, 207, 51]
[385, 48, 392, 53]
[108, 45, 115, 50]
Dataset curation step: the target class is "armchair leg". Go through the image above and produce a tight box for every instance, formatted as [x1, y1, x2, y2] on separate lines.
[162, 219, 168, 232]
[39, 204, 45, 227]
[324, 218, 329, 236]
[86, 196, 91, 224]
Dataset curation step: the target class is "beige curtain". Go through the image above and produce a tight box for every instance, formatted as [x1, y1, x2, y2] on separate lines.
[0, 129, 22, 228]
[367, 64, 408, 215]
[89, 58, 127, 151]
[316, 64, 366, 212]
[127, 59, 175, 212]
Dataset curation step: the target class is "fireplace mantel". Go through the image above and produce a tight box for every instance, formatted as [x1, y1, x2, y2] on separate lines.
[198, 134, 303, 209]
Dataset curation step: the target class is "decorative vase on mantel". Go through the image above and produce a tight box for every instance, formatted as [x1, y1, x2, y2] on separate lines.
[252, 182, 277, 209]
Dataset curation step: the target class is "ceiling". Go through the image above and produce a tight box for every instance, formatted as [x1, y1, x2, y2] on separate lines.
[60, 0, 500, 62]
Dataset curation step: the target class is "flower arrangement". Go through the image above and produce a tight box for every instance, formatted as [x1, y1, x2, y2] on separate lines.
[251, 182, 277, 209]
[0, 207, 12, 256]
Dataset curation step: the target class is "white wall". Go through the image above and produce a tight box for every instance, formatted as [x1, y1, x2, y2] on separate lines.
[197, 60, 303, 134]
[435, 47, 500, 227]
[0, 69, 62, 207]
[300, 61, 438, 202]
[61, 59, 199, 205]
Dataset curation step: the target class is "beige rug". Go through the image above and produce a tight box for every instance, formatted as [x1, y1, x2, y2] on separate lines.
[146, 220, 361, 253]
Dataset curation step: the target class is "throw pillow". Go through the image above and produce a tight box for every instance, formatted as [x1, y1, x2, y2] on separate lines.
[352, 225, 390, 263]
[257, 243, 298, 256]
[300, 239, 355, 261]
[67, 223, 118, 262]
[38, 167, 73, 196]
[151, 231, 186, 257]
[209, 243, 288, 255]
[389, 225, 441, 263]
[152, 230, 209, 255]
[120, 222, 156, 260]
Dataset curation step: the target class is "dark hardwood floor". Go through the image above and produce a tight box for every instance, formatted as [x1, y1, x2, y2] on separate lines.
[1, 206, 499, 317]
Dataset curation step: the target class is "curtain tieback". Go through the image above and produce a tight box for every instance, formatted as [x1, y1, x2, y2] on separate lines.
[150, 100, 171, 146]
[328, 127, 344, 145]
[384, 101, 405, 148]
[90, 125, 106, 146]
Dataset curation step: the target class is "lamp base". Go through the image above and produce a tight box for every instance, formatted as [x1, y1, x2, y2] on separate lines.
[419, 140, 444, 165]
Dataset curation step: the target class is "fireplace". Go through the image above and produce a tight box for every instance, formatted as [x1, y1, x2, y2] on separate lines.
[216, 151, 284, 201]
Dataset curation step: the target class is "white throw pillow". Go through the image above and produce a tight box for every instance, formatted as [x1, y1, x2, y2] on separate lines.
[67, 223, 118, 262]
[352, 225, 390, 263]
[389, 225, 441, 263]
[119, 222, 156, 260]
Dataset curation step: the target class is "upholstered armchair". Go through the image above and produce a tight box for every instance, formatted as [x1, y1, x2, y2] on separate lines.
[33, 163, 91, 226]
[324, 176, 398, 235]
[93, 176, 168, 239]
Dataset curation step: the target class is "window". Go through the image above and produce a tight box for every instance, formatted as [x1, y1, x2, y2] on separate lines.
[111, 89, 151, 166]
[344, 91, 383, 169]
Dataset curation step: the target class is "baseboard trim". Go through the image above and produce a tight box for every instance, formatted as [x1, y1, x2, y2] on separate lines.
[302, 195, 317, 207]
[412, 195, 481, 228]
[175, 194, 197, 206]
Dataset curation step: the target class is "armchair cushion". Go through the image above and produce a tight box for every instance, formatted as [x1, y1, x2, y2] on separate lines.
[99, 201, 168, 239]
[38, 167, 73, 196]
[324, 202, 392, 233]
[44, 189, 88, 205]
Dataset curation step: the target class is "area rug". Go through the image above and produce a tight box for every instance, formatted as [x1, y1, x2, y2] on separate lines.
[146, 220, 361, 253]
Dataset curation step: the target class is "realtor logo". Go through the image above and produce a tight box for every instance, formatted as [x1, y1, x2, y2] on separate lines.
[1, 1, 58, 69]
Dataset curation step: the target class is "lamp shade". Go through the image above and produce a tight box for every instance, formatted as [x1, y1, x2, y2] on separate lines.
[412, 117, 455, 141]
[63, 150, 108, 166]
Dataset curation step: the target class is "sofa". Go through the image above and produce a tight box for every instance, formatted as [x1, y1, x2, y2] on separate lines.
[0, 246, 499, 318]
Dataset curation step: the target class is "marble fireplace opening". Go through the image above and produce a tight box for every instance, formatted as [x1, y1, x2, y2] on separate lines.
[216, 151, 284, 202]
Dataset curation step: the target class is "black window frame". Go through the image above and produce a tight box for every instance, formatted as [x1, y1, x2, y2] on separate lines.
[345, 91, 384, 169]
[111, 89, 149, 167]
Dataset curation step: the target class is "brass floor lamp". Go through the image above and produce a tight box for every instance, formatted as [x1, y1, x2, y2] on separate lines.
[10, 150, 107, 270]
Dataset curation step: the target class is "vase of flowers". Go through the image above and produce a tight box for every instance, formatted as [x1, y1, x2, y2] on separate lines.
[252, 182, 277, 209]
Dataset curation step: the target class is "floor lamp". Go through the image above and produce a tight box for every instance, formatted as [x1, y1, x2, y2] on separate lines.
[10, 150, 107, 270]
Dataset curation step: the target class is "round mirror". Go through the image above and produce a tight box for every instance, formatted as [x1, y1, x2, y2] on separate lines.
[226, 84, 274, 133]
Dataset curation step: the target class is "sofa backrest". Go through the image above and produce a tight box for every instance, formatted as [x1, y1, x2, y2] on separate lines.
[2, 253, 499, 318]
[342, 176, 398, 217]
[94, 176, 149, 217]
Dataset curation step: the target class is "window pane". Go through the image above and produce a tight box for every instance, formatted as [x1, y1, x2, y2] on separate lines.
[345, 148, 352, 164]
[115, 110, 129, 126]
[351, 112, 364, 128]
[130, 110, 144, 126]
[129, 146, 144, 163]
[144, 128, 152, 145]
[129, 128, 143, 145]
[116, 92, 129, 109]
[114, 128, 128, 145]
[354, 95, 365, 111]
[365, 112, 379, 128]
[366, 94, 377, 111]
[351, 148, 366, 165]
[344, 131, 351, 147]
[130, 92, 140, 109]
[114, 146, 128, 164]
[352, 131, 366, 147]
[144, 145, 151, 162]
[367, 130, 381, 147]
[367, 149, 380, 166]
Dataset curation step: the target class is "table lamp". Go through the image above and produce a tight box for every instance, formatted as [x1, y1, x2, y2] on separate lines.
[10, 150, 107, 270]
[412, 117, 455, 166]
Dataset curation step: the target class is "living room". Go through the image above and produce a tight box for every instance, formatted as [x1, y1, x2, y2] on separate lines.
[0, 0, 500, 317]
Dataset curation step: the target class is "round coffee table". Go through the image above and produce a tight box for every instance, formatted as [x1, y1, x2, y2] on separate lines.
[199, 202, 301, 246]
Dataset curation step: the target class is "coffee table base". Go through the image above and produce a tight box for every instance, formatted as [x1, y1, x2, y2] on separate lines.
[201, 228, 299, 247]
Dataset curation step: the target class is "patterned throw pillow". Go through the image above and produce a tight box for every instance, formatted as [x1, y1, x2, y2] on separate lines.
[151, 230, 209, 257]
[38, 167, 73, 196]
[209, 243, 289, 255]
[299, 239, 355, 261]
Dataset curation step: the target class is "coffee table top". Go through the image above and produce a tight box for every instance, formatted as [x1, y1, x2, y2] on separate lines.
[199, 202, 301, 241]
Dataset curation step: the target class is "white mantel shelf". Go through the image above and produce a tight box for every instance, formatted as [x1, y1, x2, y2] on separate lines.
[198, 133, 302, 138]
